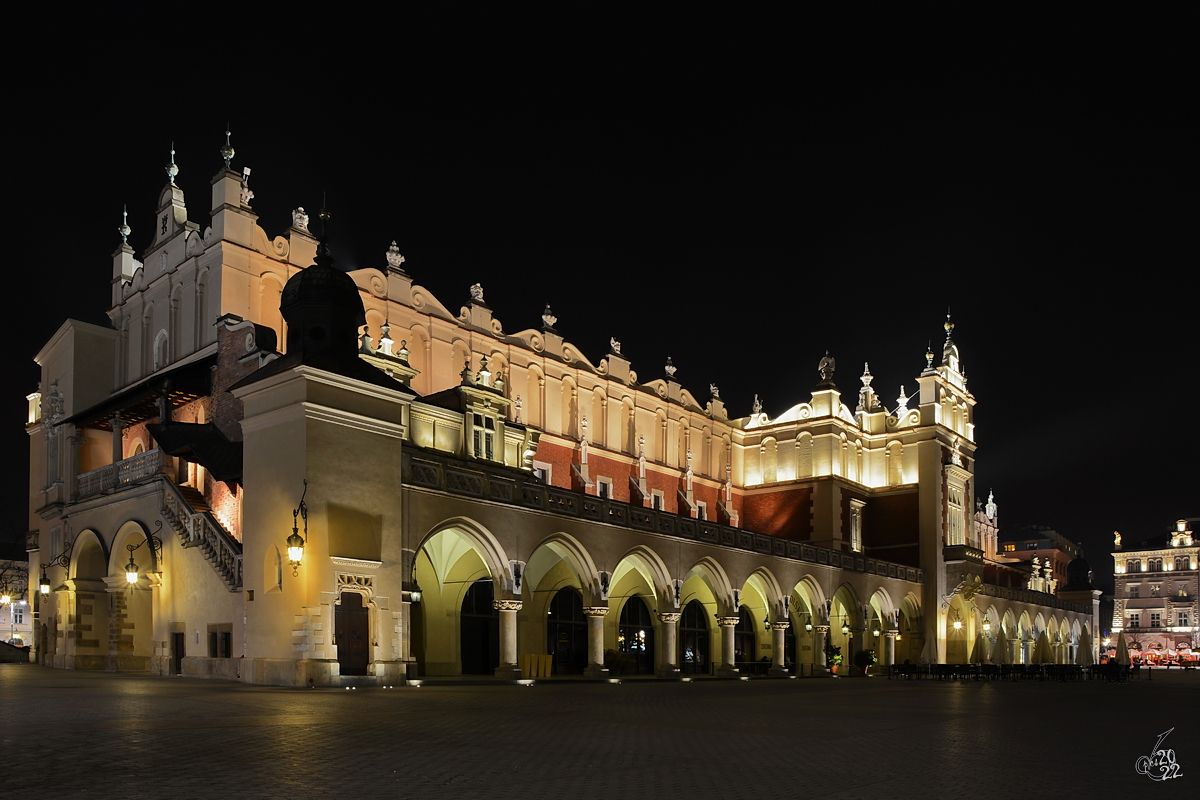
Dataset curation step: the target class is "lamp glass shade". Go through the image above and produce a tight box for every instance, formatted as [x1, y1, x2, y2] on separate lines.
[40, 582, 50, 595]
[0, 594, 9, 605]
[126, 571, 139, 585]
[287, 529, 305, 564]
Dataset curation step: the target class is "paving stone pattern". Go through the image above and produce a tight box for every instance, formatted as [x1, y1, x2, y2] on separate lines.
[2, 664, 1195, 799]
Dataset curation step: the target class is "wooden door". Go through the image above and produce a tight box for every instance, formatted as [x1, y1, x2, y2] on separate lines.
[335, 592, 370, 676]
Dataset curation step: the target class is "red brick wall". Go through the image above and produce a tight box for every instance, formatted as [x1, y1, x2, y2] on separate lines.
[863, 491, 920, 567]
[742, 487, 814, 539]
[205, 471, 242, 542]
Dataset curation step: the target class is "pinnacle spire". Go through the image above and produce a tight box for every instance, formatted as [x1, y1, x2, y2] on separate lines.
[118, 205, 131, 244]
[221, 126, 235, 169]
[165, 142, 178, 185]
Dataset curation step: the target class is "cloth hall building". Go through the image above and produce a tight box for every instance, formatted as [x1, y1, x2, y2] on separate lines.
[24, 146, 1099, 686]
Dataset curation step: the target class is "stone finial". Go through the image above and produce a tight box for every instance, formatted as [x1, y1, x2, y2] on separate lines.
[751, 394, 762, 415]
[477, 355, 492, 387]
[220, 127, 235, 169]
[542, 304, 557, 329]
[165, 142, 179, 185]
[818, 351, 835, 384]
[240, 166, 254, 207]
[460, 359, 474, 386]
[944, 307, 955, 341]
[469, 283, 485, 304]
[493, 371, 505, 393]
[857, 362, 880, 412]
[292, 207, 310, 231]
[386, 241, 406, 270]
[637, 434, 645, 458]
[664, 357, 677, 379]
[896, 385, 909, 414]
[378, 322, 394, 356]
[925, 340, 934, 371]
[118, 205, 131, 244]
[397, 339, 410, 363]
[985, 490, 997, 521]
[610, 337, 621, 355]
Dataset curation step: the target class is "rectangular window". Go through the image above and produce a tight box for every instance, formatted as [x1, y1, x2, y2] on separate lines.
[1129, 586, 1139, 598]
[696, 501, 707, 521]
[651, 490, 664, 511]
[532, 461, 551, 484]
[597, 478, 612, 499]
[1130, 613, 1140, 628]
[1003, 544, 1015, 552]
[1180, 612, 1190, 627]
[1150, 612, 1161, 628]
[12, 606, 24, 625]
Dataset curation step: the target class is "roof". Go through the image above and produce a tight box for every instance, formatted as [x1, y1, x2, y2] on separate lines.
[147, 422, 243, 484]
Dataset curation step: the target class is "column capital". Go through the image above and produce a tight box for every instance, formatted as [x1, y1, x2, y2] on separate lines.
[493, 599, 523, 612]
[770, 621, 790, 631]
[717, 615, 740, 627]
[583, 606, 609, 617]
[657, 612, 681, 624]
[884, 629, 898, 638]
[814, 625, 830, 633]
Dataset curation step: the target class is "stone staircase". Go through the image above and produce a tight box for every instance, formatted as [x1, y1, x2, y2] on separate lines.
[161, 481, 243, 592]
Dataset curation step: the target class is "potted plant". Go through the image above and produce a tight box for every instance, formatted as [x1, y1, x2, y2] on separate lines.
[826, 643, 843, 675]
[854, 648, 879, 676]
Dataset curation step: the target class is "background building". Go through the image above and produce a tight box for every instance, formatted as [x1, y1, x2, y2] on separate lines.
[1112, 520, 1198, 662]
[23, 148, 1098, 685]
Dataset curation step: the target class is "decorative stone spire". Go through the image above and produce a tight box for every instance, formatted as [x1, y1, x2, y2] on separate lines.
[378, 322, 394, 356]
[476, 355, 492, 387]
[664, 357, 677, 379]
[385, 241, 406, 272]
[857, 362, 880, 412]
[118, 205, 131, 244]
[459, 359, 475, 386]
[896, 385, 909, 414]
[541, 304, 557, 330]
[923, 340, 935, 373]
[165, 143, 179, 185]
[220, 127, 235, 169]
[985, 490, 997, 521]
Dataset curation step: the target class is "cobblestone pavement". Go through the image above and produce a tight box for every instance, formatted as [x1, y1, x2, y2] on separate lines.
[2, 663, 1195, 799]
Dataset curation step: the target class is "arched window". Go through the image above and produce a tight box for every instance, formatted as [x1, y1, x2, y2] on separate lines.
[617, 596, 655, 675]
[680, 600, 710, 675]
[547, 588, 586, 675]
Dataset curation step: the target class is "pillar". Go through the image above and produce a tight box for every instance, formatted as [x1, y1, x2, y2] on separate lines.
[494, 599, 523, 679]
[814, 625, 829, 672]
[884, 629, 897, 666]
[583, 607, 609, 679]
[656, 612, 681, 678]
[717, 615, 740, 677]
[111, 414, 125, 464]
[769, 621, 790, 676]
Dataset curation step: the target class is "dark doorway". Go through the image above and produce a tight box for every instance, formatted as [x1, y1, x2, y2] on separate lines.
[680, 599, 710, 675]
[547, 588, 587, 675]
[617, 596, 655, 674]
[460, 579, 499, 675]
[170, 632, 185, 675]
[335, 592, 370, 676]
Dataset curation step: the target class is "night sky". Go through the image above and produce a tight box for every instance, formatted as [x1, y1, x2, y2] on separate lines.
[7, 14, 1196, 592]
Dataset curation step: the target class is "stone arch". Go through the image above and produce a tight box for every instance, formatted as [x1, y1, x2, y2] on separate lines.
[71, 529, 108, 582]
[886, 441, 903, 486]
[743, 567, 785, 619]
[258, 272, 286, 353]
[611, 544, 673, 607]
[523, 363, 545, 429]
[590, 386, 608, 448]
[108, 520, 160, 578]
[405, 323, 432, 394]
[621, 396, 636, 455]
[683, 556, 737, 615]
[413, 517, 512, 594]
[561, 376, 579, 438]
[525, 532, 603, 606]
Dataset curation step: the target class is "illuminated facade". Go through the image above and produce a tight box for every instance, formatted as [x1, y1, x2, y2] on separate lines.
[1112, 521, 1198, 661]
[24, 145, 1097, 684]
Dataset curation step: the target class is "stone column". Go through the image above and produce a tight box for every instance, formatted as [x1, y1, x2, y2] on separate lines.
[884, 629, 898, 666]
[494, 599, 523, 679]
[656, 612, 681, 678]
[769, 621, 790, 677]
[583, 607, 609, 678]
[111, 414, 125, 464]
[717, 615, 740, 677]
[814, 625, 830, 672]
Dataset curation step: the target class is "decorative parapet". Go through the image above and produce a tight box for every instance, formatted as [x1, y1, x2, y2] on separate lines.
[977, 583, 1092, 615]
[76, 449, 164, 499]
[402, 450, 924, 584]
